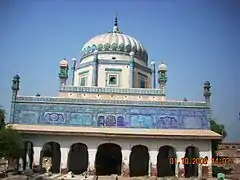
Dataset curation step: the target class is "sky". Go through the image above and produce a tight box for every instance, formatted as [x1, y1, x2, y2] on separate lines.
[0, 0, 239, 141]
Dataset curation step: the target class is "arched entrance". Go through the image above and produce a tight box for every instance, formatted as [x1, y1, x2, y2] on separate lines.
[67, 143, 88, 174]
[95, 143, 122, 175]
[23, 141, 34, 170]
[129, 145, 149, 177]
[157, 145, 176, 177]
[184, 146, 199, 178]
[40, 142, 61, 173]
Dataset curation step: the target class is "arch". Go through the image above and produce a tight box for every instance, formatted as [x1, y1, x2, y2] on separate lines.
[95, 143, 122, 175]
[184, 146, 199, 178]
[67, 143, 88, 174]
[23, 141, 34, 170]
[157, 145, 176, 177]
[129, 145, 149, 177]
[40, 142, 61, 173]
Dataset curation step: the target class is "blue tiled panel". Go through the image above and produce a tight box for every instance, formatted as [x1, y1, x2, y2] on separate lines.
[12, 103, 210, 129]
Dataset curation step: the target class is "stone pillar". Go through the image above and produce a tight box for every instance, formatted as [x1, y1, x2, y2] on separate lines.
[176, 151, 185, 178]
[200, 149, 212, 178]
[92, 50, 98, 86]
[88, 149, 97, 175]
[122, 149, 130, 177]
[175, 163, 179, 177]
[151, 61, 156, 89]
[198, 164, 202, 178]
[149, 150, 158, 177]
[129, 52, 134, 88]
[33, 146, 41, 167]
[208, 165, 212, 178]
[60, 147, 69, 173]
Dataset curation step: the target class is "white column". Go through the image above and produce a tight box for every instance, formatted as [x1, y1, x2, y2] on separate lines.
[199, 151, 211, 178]
[198, 164, 202, 178]
[122, 149, 131, 176]
[176, 151, 185, 177]
[175, 163, 179, 177]
[88, 149, 97, 174]
[60, 147, 69, 171]
[149, 150, 158, 176]
[33, 146, 41, 166]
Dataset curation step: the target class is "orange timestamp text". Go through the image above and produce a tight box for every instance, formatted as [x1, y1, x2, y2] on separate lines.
[169, 157, 232, 165]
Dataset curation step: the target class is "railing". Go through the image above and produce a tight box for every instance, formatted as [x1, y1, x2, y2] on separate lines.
[15, 96, 209, 108]
[59, 85, 165, 96]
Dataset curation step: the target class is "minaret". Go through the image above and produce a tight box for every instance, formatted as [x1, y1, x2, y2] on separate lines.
[71, 57, 77, 86]
[58, 58, 69, 86]
[129, 51, 135, 88]
[203, 81, 212, 104]
[158, 61, 168, 95]
[151, 61, 156, 88]
[92, 50, 99, 86]
[10, 74, 20, 123]
[11, 74, 20, 100]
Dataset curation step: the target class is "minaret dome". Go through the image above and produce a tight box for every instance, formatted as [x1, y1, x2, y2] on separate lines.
[159, 62, 167, 71]
[60, 58, 68, 67]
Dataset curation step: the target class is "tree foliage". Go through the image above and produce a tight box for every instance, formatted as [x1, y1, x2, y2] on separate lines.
[210, 119, 227, 157]
[0, 107, 23, 159]
[0, 108, 5, 130]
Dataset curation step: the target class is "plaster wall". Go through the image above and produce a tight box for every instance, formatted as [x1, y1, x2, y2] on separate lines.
[97, 64, 130, 88]
[74, 66, 93, 86]
[26, 134, 212, 170]
[134, 68, 152, 88]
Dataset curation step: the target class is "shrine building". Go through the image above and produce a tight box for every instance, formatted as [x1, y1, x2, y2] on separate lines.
[8, 16, 221, 178]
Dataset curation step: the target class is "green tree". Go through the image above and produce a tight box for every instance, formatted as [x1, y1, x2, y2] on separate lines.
[0, 107, 5, 130]
[0, 107, 23, 159]
[210, 119, 227, 157]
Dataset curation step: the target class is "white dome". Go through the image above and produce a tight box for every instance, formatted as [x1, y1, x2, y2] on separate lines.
[159, 63, 167, 71]
[60, 58, 68, 67]
[80, 18, 148, 63]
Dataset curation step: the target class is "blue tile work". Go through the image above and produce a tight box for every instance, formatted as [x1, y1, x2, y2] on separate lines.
[11, 100, 211, 129]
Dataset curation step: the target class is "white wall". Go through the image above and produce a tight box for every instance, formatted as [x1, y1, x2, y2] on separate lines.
[80, 53, 146, 67]
[26, 134, 212, 171]
[74, 66, 93, 86]
[75, 53, 151, 88]
[97, 64, 130, 88]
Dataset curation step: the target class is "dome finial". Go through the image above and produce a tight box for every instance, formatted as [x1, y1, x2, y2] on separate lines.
[113, 12, 119, 33]
[114, 12, 118, 26]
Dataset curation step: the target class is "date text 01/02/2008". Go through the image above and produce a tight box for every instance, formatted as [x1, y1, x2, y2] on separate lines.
[169, 157, 232, 165]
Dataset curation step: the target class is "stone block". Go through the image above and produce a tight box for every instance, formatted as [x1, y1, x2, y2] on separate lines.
[150, 164, 157, 177]
[122, 164, 129, 177]
[66, 171, 74, 178]
[98, 175, 113, 180]
[201, 166, 209, 178]
[61, 168, 68, 174]
[178, 168, 184, 177]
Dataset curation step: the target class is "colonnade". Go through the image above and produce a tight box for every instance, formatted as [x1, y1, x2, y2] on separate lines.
[22, 141, 206, 178]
